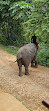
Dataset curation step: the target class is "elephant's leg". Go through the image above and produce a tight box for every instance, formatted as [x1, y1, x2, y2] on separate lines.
[31, 60, 34, 67]
[25, 66, 29, 75]
[19, 65, 22, 76]
[35, 55, 38, 67]
[17, 59, 22, 76]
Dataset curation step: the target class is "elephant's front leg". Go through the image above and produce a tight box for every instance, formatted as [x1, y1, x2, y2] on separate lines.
[35, 54, 38, 67]
[25, 66, 29, 75]
[31, 60, 34, 67]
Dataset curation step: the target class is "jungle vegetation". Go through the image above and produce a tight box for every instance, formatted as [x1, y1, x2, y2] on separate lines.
[0, 0, 49, 66]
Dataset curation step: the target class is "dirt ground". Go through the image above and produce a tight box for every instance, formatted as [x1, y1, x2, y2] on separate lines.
[0, 48, 49, 111]
[0, 88, 29, 111]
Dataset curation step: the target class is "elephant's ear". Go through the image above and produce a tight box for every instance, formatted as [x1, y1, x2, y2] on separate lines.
[37, 43, 39, 51]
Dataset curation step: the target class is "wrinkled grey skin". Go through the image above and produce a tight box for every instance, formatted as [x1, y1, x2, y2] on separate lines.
[17, 43, 37, 76]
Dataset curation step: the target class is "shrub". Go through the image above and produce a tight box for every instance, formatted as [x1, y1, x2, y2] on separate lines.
[38, 43, 49, 67]
[0, 34, 6, 45]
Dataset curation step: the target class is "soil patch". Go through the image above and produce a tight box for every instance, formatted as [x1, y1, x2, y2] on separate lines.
[0, 48, 49, 111]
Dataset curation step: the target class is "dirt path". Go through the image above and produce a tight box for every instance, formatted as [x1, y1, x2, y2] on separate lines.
[0, 48, 49, 111]
[0, 88, 29, 111]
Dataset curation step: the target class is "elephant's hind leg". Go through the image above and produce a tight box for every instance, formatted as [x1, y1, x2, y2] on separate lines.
[17, 59, 22, 76]
[25, 66, 29, 75]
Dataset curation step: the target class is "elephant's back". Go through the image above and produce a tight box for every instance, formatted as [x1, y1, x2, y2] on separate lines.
[17, 43, 37, 60]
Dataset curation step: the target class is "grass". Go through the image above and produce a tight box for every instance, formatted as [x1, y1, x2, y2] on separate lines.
[0, 43, 49, 67]
[37, 43, 49, 67]
[0, 44, 19, 55]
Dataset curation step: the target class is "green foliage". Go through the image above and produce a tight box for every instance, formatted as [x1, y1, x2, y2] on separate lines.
[0, 0, 30, 46]
[38, 43, 49, 67]
[0, 0, 49, 67]
[46, 59, 49, 67]
[0, 44, 19, 55]
[24, 0, 49, 42]
[0, 34, 6, 44]
[9, 1, 31, 21]
[0, 0, 49, 44]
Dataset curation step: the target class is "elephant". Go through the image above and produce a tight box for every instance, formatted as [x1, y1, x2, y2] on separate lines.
[17, 43, 38, 76]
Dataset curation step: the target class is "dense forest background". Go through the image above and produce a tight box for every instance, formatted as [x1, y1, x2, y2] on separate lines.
[0, 0, 49, 66]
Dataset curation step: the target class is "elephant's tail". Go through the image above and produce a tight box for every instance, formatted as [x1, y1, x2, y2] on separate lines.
[9, 60, 17, 63]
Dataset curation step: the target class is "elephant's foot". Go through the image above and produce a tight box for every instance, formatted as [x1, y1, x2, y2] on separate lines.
[35, 65, 38, 68]
[25, 71, 29, 75]
[19, 72, 23, 76]
[31, 64, 34, 67]
[35, 63, 38, 68]
[19, 73, 23, 76]
[25, 72, 29, 75]
[25, 67, 29, 75]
